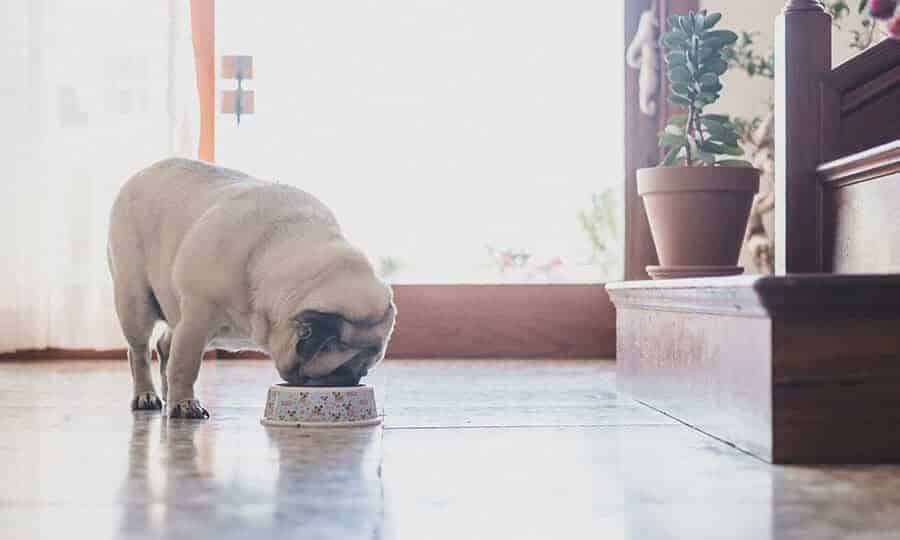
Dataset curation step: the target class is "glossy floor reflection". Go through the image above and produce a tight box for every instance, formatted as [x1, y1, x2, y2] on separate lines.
[2, 359, 900, 539]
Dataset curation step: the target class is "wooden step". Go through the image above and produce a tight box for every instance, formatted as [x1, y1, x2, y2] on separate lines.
[607, 274, 900, 464]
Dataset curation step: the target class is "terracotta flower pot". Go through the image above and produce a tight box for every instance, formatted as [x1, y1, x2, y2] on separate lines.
[637, 166, 761, 279]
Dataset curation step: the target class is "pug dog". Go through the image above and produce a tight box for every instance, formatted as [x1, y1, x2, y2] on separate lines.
[108, 158, 396, 418]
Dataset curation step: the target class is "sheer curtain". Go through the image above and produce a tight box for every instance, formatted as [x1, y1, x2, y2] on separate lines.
[0, 0, 199, 351]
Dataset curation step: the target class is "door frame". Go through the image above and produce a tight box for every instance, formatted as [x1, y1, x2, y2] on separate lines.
[623, 0, 698, 280]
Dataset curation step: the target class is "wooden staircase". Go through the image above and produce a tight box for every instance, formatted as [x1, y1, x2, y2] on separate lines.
[608, 4, 899, 463]
[608, 275, 900, 463]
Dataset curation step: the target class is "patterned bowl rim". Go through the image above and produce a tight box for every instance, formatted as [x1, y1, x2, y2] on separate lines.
[262, 383, 379, 428]
[270, 384, 371, 393]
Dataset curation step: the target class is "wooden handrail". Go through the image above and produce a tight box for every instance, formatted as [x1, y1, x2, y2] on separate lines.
[818, 140, 900, 187]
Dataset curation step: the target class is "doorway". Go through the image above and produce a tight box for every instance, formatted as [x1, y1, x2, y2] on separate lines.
[191, 0, 673, 357]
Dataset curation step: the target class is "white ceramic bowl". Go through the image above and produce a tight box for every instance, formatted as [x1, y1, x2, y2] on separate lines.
[261, 384, 381, 427]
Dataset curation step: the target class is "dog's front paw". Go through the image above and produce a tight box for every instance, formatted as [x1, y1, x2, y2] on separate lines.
[167, 399, 210, 419]
[131, 391, 163, 411]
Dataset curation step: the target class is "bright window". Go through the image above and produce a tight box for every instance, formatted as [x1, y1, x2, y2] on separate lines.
[217, 1, 624, 283]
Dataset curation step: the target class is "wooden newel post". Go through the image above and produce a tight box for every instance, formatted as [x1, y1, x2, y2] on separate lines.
[775, 0, 832, 274]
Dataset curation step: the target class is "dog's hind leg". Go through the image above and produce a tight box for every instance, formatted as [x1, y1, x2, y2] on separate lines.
[114, 283, 163, 411]
[154, 326, 172, 403]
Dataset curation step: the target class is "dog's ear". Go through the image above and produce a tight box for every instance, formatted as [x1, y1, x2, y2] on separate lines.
[294, 310, 343, 361]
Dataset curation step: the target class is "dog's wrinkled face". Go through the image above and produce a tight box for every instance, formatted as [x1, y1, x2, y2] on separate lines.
[275, 304, 395, 386]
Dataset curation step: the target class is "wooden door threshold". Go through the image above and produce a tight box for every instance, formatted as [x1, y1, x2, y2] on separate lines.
[607, 274, 900, 464]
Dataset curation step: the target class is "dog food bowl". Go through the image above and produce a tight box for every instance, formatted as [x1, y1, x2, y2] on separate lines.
[261, 384, 381, 427]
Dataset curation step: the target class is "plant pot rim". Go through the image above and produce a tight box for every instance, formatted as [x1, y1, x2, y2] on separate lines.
[637, 165, 761, 195]
[637, 165, 763, 171]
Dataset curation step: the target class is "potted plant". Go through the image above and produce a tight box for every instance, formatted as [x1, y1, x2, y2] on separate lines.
[638, 10, 761, 279]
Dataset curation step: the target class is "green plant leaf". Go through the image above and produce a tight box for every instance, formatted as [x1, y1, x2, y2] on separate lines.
[701, 141, 744, 156]
[702, 12, 722, 29]
[682, 16, 698, 36]
[710, 136, 740, 149]
[703, 30, 739, 46]
[700, 116, 727, 130]
[716, 159, 754, 168]
[695, 93, 718, 106]
[668, 94, 691, 107]
[706, 127, 741, 146]
[697, 150, 716, 164]
[704, 117, 740, 137]
[660, 32, 685, 50]
[667, 114, 689, 126]
[658, 132, 688, 147]
[699, 72, 719, 87]
[723, 144, 745, 157]
[699, 46, 720, 63]
[668, 66, 692, 84]
[693, 12, 706, 33]
[701, 58, 729, 75]
[661, 145, 684, 166]
[702, 119, 739, 141]
[660, 29, 690, 48]
[671, 83, 692, 97]
[703, 113, 731, 123]
[666, 51, 687, 65]
[664, 124, 684, 136]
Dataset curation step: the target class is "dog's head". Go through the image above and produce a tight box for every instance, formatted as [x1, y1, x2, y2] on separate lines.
[263, 243, 396, 387]
[285, 304, 394, 385]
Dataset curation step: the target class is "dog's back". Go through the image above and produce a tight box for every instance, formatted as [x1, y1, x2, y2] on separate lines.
[108, 158, 345, 323]
[110, 159, 261, 257]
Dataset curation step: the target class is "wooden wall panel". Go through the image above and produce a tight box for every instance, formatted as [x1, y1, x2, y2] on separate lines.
[2, 285, 615, 360]
[825, 39, 900, 161]
[820, 140, 900, 272]
[829, 171, 900, 273]
[838, 73, 900, 158]
[387, 285, 616, 359]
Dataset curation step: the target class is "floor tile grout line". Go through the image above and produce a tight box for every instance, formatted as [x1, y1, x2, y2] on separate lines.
[634, 398, 771, 464]
[383, 423, 679, 431]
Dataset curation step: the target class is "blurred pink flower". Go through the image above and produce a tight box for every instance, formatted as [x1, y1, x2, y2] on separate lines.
[869, 0, 898, 19]
[889, 15, 900, 37]
[550, 256, 564, 267]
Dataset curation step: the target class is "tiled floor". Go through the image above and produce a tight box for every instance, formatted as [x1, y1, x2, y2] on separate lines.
[3, 359, 900, 539]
